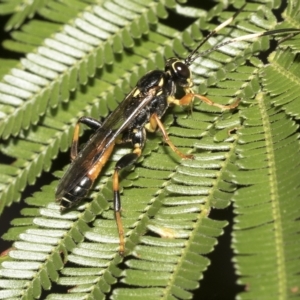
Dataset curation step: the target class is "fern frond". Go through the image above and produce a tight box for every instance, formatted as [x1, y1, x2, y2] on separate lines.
[0, 0, 46, 30]
[0, 1, 159, 139]
[0, 178, 114, 299]
[262, 49, 300, 117]
[232, 92, 300, 299]
[230, 2, 300, 298]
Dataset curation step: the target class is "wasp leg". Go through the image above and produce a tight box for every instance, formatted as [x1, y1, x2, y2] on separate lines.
[146, 113, 194, 159]
[168, 93, 239, 110]
[71, 117, 102, 161]
[113, 129, 145, 256]
[192, 94, 240, 110]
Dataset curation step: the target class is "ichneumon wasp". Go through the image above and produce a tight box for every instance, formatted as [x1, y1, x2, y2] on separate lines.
[56, 5, 300, 255]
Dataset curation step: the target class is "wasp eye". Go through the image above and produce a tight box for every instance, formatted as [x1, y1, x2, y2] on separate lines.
[173, 61, 190, 79]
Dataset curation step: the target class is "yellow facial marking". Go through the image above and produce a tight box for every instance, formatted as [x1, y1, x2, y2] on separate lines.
[186, 78, 193, 88]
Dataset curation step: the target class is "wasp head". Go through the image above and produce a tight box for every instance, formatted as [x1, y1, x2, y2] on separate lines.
[165, 58, 193, 89]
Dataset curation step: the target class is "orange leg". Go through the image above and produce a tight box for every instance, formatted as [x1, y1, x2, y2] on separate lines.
[112, 142, 143, 256]
[193, 94, 240, 110]
[71, 123, 80, 161]
[168, 93, 239, 110]
[113, 170, 125, 256]
[151, 113, 194, 160]
[71, 117, 102, 160]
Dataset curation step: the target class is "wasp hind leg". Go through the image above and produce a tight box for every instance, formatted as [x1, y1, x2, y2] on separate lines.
[113, 129, 145, 256]
[71, 117, 102, 160]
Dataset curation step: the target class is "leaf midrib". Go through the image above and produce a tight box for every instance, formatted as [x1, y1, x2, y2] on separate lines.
[257, 92, 287, 300]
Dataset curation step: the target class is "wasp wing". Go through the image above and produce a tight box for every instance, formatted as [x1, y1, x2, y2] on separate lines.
[55, 128, 113, 200]
[55, 87, 158, 201]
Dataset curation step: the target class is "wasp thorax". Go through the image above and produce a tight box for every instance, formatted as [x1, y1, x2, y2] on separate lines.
[165, 58, 191, 88]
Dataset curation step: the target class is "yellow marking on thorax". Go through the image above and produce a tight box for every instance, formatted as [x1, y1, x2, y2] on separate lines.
[158, 77, 164, 87]
[133, 88, 141, 97]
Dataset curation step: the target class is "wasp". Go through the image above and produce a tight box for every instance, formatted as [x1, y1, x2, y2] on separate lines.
[56, 5, 300, 255]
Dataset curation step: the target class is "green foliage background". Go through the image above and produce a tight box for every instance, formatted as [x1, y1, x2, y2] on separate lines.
[0, 0, 299, 299]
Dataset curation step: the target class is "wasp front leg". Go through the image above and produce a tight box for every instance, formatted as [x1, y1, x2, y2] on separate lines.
[113, 128, 145, 255]
[168, 91, 239, 110]
[71, 117, 102, 160]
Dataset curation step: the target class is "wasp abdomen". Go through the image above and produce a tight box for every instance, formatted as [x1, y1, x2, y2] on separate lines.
[59, 176, 93, 210]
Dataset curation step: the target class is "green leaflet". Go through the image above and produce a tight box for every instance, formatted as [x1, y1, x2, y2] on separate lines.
[232, 92, 300, 299]
[0, 0, 300, 299]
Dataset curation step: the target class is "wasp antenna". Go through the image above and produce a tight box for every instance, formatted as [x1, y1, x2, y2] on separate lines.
[192, 28, 300, 60]
[185, 3, 247, 66]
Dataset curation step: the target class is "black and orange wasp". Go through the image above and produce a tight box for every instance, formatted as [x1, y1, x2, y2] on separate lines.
[56, 5, 300, 255]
